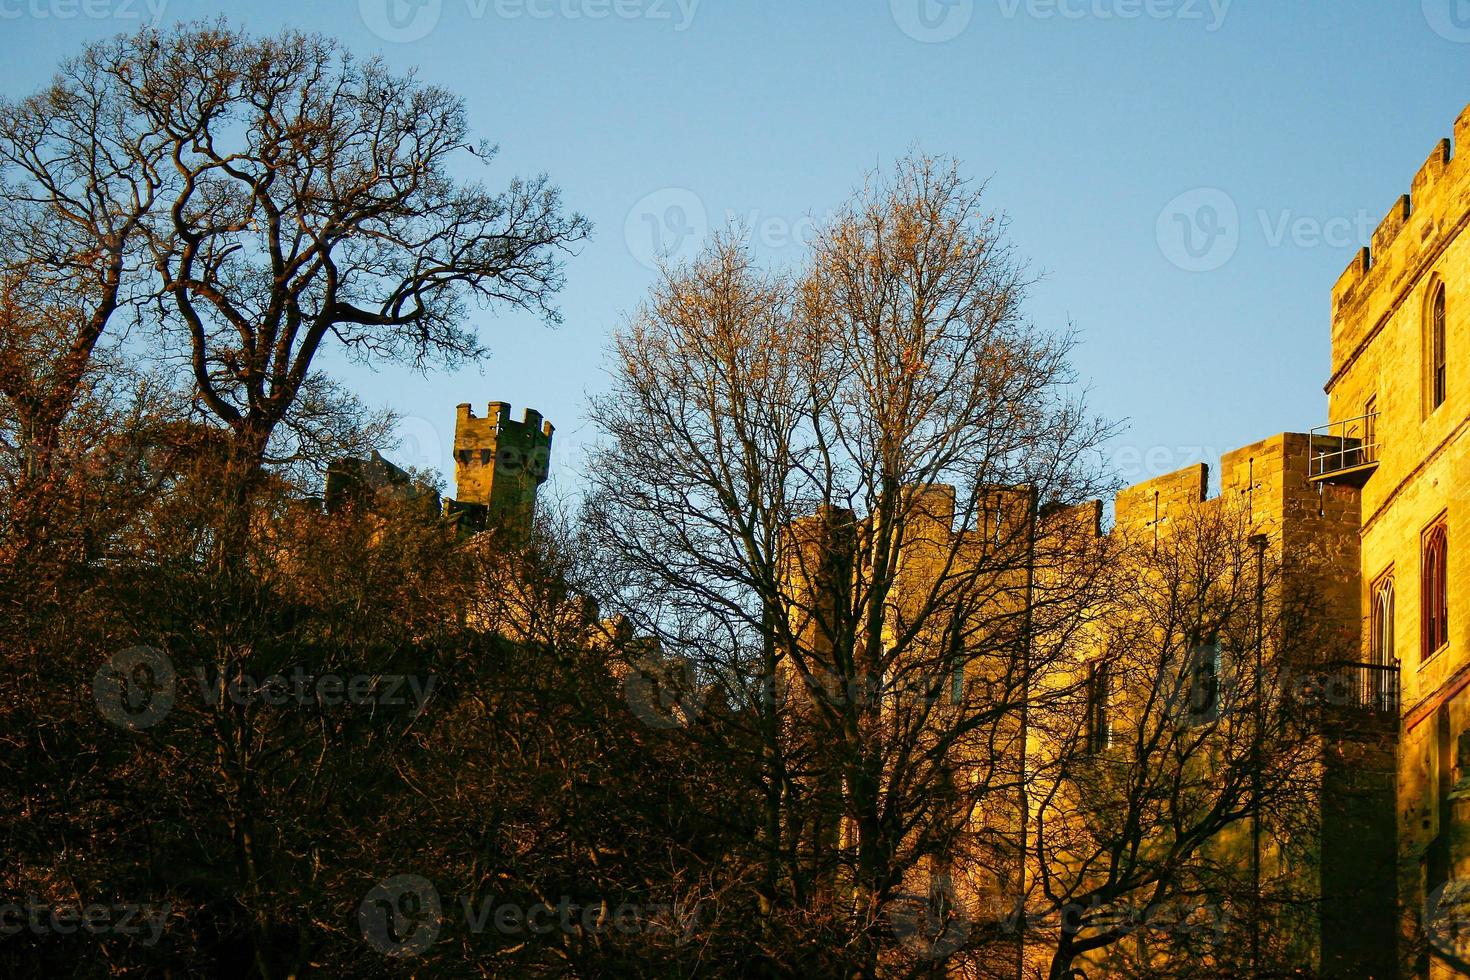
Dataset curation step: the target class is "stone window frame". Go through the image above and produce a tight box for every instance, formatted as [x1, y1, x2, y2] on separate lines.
[1425, 275, 1448, 417]
[1370, 569, 1394, 668]
[1083, 660, 1112, 754]
[1422, 516, 1450, 662]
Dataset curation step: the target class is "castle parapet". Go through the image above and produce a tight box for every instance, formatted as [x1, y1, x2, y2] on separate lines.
[1330, 101, 1470, 390]
[451, 401, 554, 537]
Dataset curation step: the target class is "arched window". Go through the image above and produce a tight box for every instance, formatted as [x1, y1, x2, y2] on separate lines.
[1371, 577, 1394, 666]
[1430, 282, 1448, 412]
[1423, 522, 1449, 658]
[1371, 576, 1395, 711]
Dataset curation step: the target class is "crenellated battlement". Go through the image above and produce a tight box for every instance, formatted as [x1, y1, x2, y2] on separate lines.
[1103, 433, 1360, 549]
[452, 400, 554, 536]
[455, 401, 556, 442]
[1330, 102, 1470, 384]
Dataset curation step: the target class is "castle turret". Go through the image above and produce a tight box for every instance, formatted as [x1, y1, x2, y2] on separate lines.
[451, 401, 554, 536]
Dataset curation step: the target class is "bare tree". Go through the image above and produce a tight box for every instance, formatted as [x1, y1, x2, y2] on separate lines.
[1023, 504, 1330, 980]
[1, 22, 588, 524]
[585, 156, 1115, 976]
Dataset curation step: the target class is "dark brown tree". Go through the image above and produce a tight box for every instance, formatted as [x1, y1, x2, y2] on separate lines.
[1, 22, 588, 529]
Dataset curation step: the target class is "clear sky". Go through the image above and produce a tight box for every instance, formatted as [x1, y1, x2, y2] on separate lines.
[3, 1, 1469, 501]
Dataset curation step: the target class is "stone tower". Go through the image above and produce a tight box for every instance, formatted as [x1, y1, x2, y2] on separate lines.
[1320, 100, 1470, 979]
[452, 401, 554, 535]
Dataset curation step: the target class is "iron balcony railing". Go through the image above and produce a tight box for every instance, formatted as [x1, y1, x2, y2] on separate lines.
[1309, 412, 1380, 481]
[1324, 659, 1401, 715]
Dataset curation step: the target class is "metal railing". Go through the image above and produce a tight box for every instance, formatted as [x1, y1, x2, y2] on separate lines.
[1309, 412, 1380, 479]
[1324, 659, 1401, 714]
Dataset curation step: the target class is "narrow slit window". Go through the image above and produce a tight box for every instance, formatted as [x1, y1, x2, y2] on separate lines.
[1085, 663, 1111, 753]
[1431, 284, 1448, 411]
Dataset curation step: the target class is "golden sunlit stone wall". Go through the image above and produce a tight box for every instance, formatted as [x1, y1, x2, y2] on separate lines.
[1327, 100, 1470, 980]
[452, 401, 554, 534]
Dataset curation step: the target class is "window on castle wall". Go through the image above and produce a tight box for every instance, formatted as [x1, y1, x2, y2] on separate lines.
[946, 628, 966, 706]
[1363, 395, 1378, 461]
[1085, 662, 1112, 753]
[1371, 575, 1395, 711]
[1422, 522, 1449, 659]
[1371, 576, 1394, 667]
[1429, 283, 1448, 413]
[1182, 639, 1221, 727]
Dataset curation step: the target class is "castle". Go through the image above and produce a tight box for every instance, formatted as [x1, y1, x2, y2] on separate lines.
[1055, 98, 1470, 977]
[766, 101, 1470, 978]
[1312, 99, 1470, 979]
[324, 400, 554, 539]
[326, 100, 1470, 977]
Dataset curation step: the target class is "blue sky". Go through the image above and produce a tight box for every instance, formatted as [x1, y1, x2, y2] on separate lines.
[3, 1, 1469, 500]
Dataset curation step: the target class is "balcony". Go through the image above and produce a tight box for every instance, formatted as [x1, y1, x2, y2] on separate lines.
[1325, 659, 1400, 715]
[1309, 413, 1380, 487]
